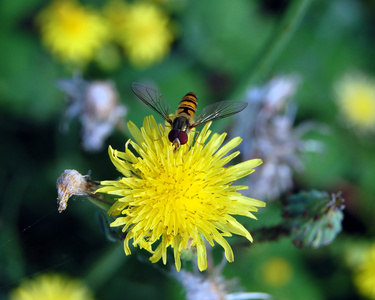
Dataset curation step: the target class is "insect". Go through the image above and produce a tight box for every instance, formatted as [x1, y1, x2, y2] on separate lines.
[131, 82, 248, 151]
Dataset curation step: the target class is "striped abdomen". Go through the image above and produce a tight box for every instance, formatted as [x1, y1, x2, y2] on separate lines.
[176, 92, 198, 119]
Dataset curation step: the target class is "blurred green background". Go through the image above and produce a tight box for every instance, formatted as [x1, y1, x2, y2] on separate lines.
[1, 0, 375, 299]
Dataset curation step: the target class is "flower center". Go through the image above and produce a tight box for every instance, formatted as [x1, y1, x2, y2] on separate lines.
[352, 91, 375, 122]
[138, 157, 210, 230]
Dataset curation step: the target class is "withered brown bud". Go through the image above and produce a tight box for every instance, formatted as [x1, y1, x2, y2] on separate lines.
[56, 169, 99, 213]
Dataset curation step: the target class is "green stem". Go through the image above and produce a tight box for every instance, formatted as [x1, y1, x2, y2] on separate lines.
[85, 244, 127, 290]
[238, 224, 290, 247]
[231, 0, 313, 101]
[252, 224, 290, 243]
[87, 194, 116, 212]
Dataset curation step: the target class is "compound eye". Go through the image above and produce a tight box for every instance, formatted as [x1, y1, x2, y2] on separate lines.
[178, 131, 188, 145]
[168, 130, 179, 143]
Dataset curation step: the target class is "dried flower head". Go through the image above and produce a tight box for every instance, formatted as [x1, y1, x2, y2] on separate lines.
[175, 268, 272, 300]
[97, 115, 265, 271]
[232, 75, 323, 201]
[56, 169, 99, 213]
[58, 75, 127, 152]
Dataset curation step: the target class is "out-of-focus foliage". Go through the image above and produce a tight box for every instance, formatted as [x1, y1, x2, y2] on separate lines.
[1, 0, 375, 299]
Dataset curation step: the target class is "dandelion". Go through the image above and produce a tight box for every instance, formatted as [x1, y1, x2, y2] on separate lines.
[36, 0, 108, 66]
[354, 243, 375, 299]
[335, 72, 375, 132]
[118, 2, 174, 67]
[261, 257, 293, 287]
[97, 115, 265, 271]
[10, 273, 95, 300]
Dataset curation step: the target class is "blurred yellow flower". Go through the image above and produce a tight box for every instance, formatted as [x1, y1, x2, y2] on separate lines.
[97, 116, 265, 271]
[261, 257, 293, 287]
[10, 274, 94, 300]
[354, 243, 375, 299]
[335, 72, 375, 132]
[37, 0, 109, 66]
[103, 0, 129, 43]
[118, 2, 174, 67]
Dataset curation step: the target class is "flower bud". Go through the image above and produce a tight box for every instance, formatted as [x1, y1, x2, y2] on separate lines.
[283, 190, 345, 248]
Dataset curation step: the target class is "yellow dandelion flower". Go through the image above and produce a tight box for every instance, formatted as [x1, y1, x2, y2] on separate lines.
[118, 2, 173, 68]
[36, 0, 109, 65]
[97, 115, 265, 272]
[10, 274, 94, 300]
[261, 257, 293, 287]
[354, 244, 375, 299]
[335, 72, 375, 131]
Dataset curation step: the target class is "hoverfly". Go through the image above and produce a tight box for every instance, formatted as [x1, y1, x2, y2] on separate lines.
[131, 82, 248, 151]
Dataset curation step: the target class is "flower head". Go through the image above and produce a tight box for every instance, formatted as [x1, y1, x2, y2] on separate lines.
[354, 243, 375, 299]
[58, 75, 127, 152]
[10, 274, 94, 300]
[117, 2, 174, 67]
[37, 0, 109, 65]
[232, 75, 322, 201]
[335, 72, 375, 132]
[261, 257, 293, 287]
[97, 116, 265, 271]
[176, 269, 272, 300]
[56, 169, 99, 213]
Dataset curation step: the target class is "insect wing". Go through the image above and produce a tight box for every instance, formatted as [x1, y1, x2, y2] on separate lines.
[192, 100, 248, 127]
[131, 82, 172, 123]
